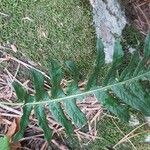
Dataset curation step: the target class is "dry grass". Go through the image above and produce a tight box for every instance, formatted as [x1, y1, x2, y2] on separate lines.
[125, 0, 150, 36]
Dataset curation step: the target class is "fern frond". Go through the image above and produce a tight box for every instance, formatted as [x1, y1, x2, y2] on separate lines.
[12, 82, 34, 142]
[12, 33, 150, 142]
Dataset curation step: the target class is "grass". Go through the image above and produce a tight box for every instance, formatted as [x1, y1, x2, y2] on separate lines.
[1, 0, 96, 74]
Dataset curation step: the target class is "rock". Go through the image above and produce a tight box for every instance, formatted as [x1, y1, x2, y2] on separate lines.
[90, 0, 127, 63]
[145, 116, 150, 127]
[145, 135, 150, 144]
[129, 115, 140, 127]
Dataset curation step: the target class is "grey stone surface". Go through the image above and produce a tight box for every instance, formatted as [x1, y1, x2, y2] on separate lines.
[90, 0, 127, 63]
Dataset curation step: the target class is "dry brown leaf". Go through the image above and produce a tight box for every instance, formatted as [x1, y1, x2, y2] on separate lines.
[6, 118, 21, 150]
[6, 119, 17, 138]
[10, 142, 21, 150]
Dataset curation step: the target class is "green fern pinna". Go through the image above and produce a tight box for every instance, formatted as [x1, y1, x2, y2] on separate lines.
[13, 33, 150, 143]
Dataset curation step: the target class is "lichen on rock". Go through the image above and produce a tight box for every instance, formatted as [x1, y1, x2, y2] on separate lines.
[90, 0, 127, 63]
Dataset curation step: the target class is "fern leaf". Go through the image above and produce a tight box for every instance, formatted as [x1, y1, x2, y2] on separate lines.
[0, 136, 10, 150]
[85, 38, 129, 122]
[12, 34, 150, 143]
[31, 70, 52, 141]
[65, 61, 87, 127]
[86, 38, 105, 90]
[49, 60, 74, 134]
[12, 82, 34, 142]
[31, 69, 47, 101]
[49, 61, 80, 131]
[65, 60, 79, 82]
[133, 33, 150, 76]
[96, 91, 130, 122]
[103, 39, 124, 86]
[32, 68, 73, 135]
[13, 97, 34, 142]
[12, 82, 27, 102]
[144, 32, 150, 58]
[120, 51, 140, 81]
[34, 105, 52, 142]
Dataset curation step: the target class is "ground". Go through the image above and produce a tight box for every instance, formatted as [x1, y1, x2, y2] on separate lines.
[0, 0, 150, 150]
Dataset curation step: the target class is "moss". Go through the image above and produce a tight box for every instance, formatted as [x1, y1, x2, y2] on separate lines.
[1, 0, 96, 75]
[88, 116, 149, 150]
[122, 25, 144, 51]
